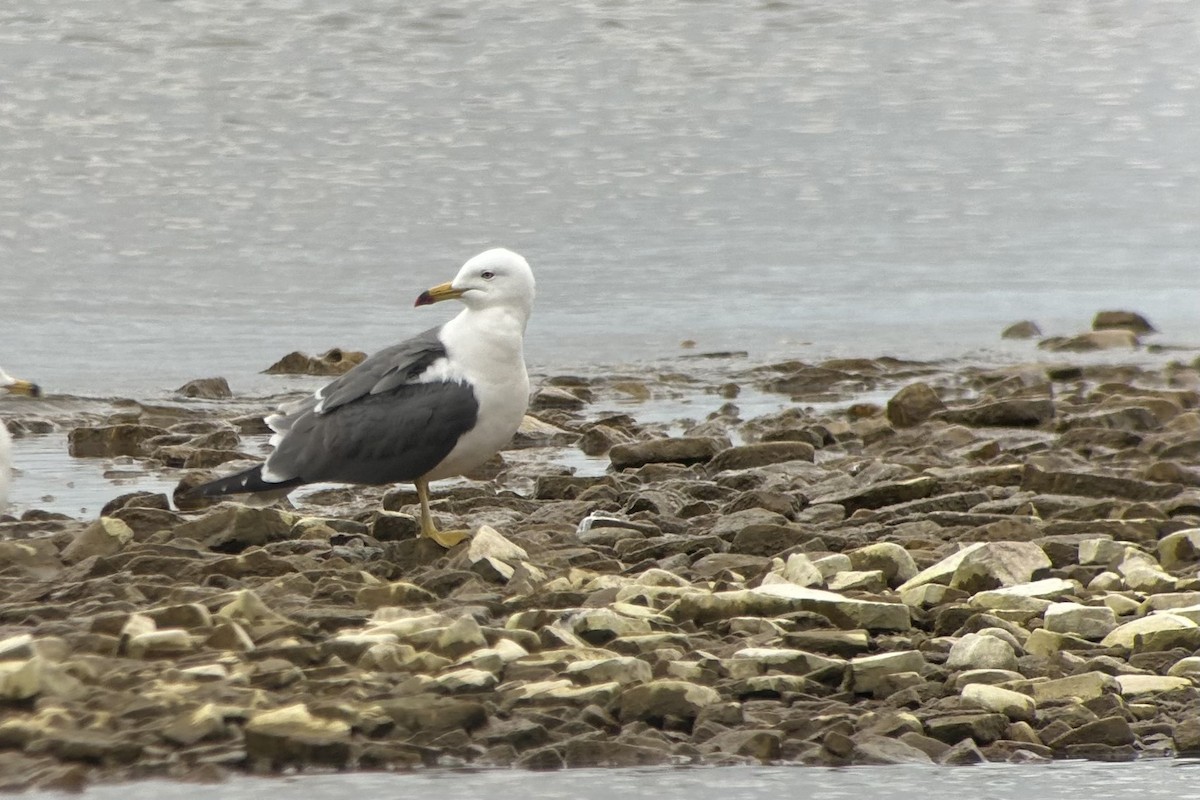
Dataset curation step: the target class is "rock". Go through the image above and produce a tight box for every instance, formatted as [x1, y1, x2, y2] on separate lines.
[1100, 613, 1199, 651]
[1001, 321, 1042, 339]
[1022, 464, 1180, 502]
[945, 633, 1019, 672]
[356, 581, 438, 609]
[171, 504, 296, 552]
[1039, 330, 1139, 352]
[529, 386, 587, 412]
[773, 552, 823, 587]
[708, 442, 815, 472]
[617, 680, 721, 724]
[815, 476, 940, 515]
[1158, 527, 1200, 571]
[1027, 671, 1119, 703]
[886, 383, 946, 428]
[162, 704, 227, 746]
[264, 348, 365, 376]
[925, 713, 1009, 745]
[850, 733, 934, 765]
[668, 584, 910, 632]
[1172, 718, 1200, 755]
[61, 517, 134, 563]
[175, 377, 233, 399]
[847, 542, 918, 587]
[67, 424, 169, 457]
[1047, 716, 1135, 749]
[948, 541, 1052, 593]
[1043, 602, 1117, 640]
[937, 398, 1055, 427]
[849, 651, 926, 694]
[467, 525, 528, 563]
[434, 616, 489, 659]
[961, 683, 1036, 722]
[244, 704, 352, 768]
[565, 657, 653, 686]
[609, 437, 723, 470]
[704, 729, 782, 762]
[1114, 675, 1194, 697]
[1092, 310, 1156, 334]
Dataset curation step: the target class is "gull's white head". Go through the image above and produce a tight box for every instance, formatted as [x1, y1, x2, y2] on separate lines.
[415, 248, 536, 321]
[0, 368, 40, 398]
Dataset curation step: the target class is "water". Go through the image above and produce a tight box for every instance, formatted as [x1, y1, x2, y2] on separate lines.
[23, 762, 1200, 800]
[1, 0, 1198, 400]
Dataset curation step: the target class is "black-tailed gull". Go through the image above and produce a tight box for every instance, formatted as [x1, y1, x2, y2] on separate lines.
[184, 248, 535, 548]
[1, 368, 41, 513]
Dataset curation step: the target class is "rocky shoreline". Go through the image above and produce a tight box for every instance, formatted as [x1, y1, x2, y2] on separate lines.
[2, 334, 1200, 791]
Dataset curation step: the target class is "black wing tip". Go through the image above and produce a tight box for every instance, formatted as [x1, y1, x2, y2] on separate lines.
[178, 464, 302, 500]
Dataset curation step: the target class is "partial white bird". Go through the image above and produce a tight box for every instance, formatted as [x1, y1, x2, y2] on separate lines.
[183, 248, 536, 548]
[0, 368, 41, 513]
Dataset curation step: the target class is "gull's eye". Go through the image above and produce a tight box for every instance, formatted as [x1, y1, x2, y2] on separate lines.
[481, 270, 495, 280]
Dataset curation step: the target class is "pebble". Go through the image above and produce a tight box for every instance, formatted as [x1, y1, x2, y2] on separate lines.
[0, 345, 1198, 787]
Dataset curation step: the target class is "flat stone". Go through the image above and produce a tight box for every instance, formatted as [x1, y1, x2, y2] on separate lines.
[961, 683, 1036, 722]
[1047, 716, 1135, 749]
[886, 383, 946, 428]
[925, 713, 1009, 745]
[669, 583, 910, 632]
[617, 680, 721, 723]
[61, 517, 134, 563]
[1114, 675, 1193, 697]
[847, 542, 918, 586]
[609, 437, 723, 470]
[1026, 671, 1119, 703]
[1100, 613, 1199, 651]
[1043, 602, 1117, 640]
[849, 651, 926, 694]
[708, 442, 815, 472]
[244, 704, 352, 768]
[937, 398, 1055, 428]
[948, 541, 1053, 593]
[564, 657, 653, 686]
[945, 633, 1019, 672]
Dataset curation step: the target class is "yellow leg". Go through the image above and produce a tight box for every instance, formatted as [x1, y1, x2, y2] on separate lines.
[415, 478, 470, 548]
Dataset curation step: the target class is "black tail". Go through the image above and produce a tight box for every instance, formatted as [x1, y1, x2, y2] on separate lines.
[180, 464, 303, 500]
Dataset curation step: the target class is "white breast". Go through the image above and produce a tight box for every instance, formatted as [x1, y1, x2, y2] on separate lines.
[422, 306, 530, 481]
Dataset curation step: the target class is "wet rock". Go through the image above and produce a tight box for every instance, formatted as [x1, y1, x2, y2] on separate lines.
[937, 398, 1055, 427]
[176, 377, 233, 399]
[1040, 330, 1140, 352]
[244, 704, 352, 768]
[814, 476, 940, 515]
[1001, 321, 1042, 340]
[617, 680, 721, 724]
[529, 386, 587, 412]
[708, 442, 815, 472]
[925, 713, 1009, 745]
[67, 424, 169, 458]
[703, 729, 782, 762]
[886, 383, 946, 428]
[61, 517, 134, 563]
[264, 348, 366, 376]
[945, 633, 1019, 672]
[1043, 602, 1117, 640]
[961, 683, 1035, 722]
[171, 504, 297, 552]
[1092, 310, 1156, 334]
[849, 651, 926, 694]
[1047, 716, 1135, 750]
[847, 542, 918, 587]
[609, 437, 724, 470]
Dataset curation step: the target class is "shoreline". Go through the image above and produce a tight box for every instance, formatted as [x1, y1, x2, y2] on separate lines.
[1, 339, 1199, 790]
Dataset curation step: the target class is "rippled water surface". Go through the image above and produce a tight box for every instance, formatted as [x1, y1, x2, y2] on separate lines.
[24, 761, 1200, 800]
[2, 0, 1198, 399]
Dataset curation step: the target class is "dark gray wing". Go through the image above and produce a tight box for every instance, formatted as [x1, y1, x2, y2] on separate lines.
[315, 325, 448, 414]
[265, 380, 478, 485]
[261, 324, 479, 486]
